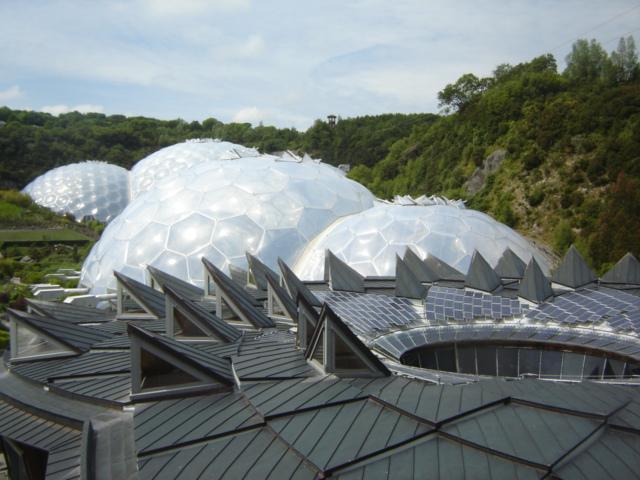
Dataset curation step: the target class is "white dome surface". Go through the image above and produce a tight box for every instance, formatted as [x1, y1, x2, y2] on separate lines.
[81, 154, 375, 293]
[129, 139, 259, 198]
[22, 161, 130, 223]
[294, 204, 550, 279]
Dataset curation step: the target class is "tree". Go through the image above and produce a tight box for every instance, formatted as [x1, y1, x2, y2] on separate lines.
[437, 73, 490, 113]
[589, 173, 640, 265]
[609, 36, 639, 83]
[564, 39, 610, 82]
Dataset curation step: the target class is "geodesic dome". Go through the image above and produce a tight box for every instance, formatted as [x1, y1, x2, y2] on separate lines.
[294, 204, 550, 279]
[22, 161, 130, 223]
[129, 139, 260, 198]
[81, 154, 375, 293]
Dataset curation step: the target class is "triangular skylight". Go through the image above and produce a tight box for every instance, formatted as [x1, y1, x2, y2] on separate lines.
[202, 258, 275, 329]
[10, 319, 77, 362]
[114, 271, 165, 319]
[129, 324, 234, 400]
[306, 306, 390, 378]
[163, 285, 242, 343]
[297, 295, 320, 350]
[265, 272, 297, 321]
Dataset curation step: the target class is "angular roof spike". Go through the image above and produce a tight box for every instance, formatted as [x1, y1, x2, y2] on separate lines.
[494, 248, 526, 279]
[277, 258, 321, 308]
[424, 254, 465, 282]
[552, 245, 597, 289]
[395, 255, 427, 299]
[465, 250, 501, 292]
[114, 271, 166, 318]
[326, 250, 365, 293]
[518, 257, 554, 303]
[26, 298, 113, 324]
[163, 284, 242, 343]
[202, 258, 275, 328]
[7, 308, 112, 355]
[246, 253, 279, 291]
[403, 247, 440, 283]
[601, 253, 640, 285]
[147, 265, 203, 300]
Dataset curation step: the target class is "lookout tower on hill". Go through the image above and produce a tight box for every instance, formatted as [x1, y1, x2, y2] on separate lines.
[327, 114, 337, 127]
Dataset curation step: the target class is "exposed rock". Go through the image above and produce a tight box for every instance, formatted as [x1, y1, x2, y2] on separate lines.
[465, 148, 507, 195]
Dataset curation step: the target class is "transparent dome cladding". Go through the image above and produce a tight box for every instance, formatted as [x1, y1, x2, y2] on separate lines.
[129, 140, 260, 199]
[81, 155, 375, 293]
[294, 204, 550, 279]
[22, 161, 130, 223]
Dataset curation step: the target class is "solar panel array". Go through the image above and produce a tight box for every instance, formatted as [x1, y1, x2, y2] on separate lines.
[315, 285, 640, 355]
[314, 290, 424, 337]
[425, 286, 527, 324]
[525, 287, 640, 333]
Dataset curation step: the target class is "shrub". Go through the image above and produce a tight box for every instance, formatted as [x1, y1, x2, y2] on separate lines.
[527, 188, 545, 207]
[553, 220, 575, 254]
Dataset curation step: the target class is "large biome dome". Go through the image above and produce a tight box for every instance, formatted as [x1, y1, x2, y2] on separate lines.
[22, 161, 130, 223]
[81, 155, 375, 293]
[294, 203, 550, 279]
[129, 139, 260, 198]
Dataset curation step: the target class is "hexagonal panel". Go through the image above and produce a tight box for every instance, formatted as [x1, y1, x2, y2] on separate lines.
[167, 213, 215, 256]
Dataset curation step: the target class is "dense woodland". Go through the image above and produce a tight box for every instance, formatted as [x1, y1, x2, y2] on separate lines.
[0, 37, 639, 272]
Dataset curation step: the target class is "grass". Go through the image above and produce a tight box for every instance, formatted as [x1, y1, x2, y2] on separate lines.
[0, 228, 92, 244]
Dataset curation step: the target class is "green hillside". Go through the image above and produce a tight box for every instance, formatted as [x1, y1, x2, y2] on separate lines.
[349, 37, 640, 272]
[0, 107, 432, 189]
[0, 191, 99, 314]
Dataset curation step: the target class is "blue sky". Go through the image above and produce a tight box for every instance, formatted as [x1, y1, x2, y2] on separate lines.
[1, 0, 639, 129]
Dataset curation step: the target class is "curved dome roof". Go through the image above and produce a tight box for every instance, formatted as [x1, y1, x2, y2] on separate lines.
[129, 139, 260, 198]
[22, 161, 130, 223]
[81, 154, 375, 293]
[294, 204, 550, 279]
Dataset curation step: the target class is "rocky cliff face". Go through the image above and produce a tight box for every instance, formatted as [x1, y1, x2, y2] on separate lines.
[465, 149, 507, 195]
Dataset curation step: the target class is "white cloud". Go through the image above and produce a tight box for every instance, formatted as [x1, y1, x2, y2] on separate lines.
[236, 34, 265, 57]
[232, 106, 264, 124]
[140, 0, 250, 17]
[0, 85, 22, 102]
[41, 104, 105, 116]
[229, 106, 311, 129]
[1, 1, 639, 128]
